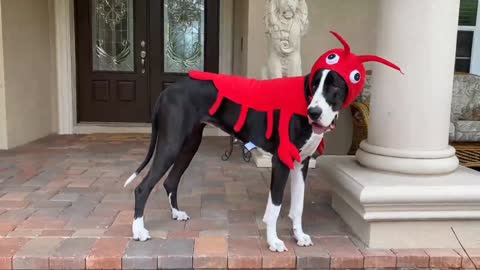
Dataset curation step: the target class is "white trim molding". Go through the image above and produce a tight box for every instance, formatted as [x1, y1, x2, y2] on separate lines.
[54, 0, 76, 134]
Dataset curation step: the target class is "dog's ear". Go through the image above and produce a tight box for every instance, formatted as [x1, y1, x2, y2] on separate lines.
[304, 74, 312, 102]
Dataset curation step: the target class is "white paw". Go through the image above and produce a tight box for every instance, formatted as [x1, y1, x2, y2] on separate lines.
[268, 238, 288, 252]
[133, 227, 151, 241]
[172, 209, 190, 221]
[295, 232, 313, 247]
[132, 217, 151, 241]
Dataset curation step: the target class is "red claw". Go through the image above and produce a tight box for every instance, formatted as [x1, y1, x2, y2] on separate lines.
[283, 158, 295, 170]
[278, 144, 293, 170]
[278, 142, 301, 170]
[289, 143, 301, 163]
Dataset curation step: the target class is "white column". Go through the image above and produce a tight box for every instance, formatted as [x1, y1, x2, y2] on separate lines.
[356, 0, 460, 175]
[318, 0, 480, 249]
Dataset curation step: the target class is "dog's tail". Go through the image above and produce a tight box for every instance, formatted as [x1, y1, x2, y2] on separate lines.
[124, 107, 159, 188]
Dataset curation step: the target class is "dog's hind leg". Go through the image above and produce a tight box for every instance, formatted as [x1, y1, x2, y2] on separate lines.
[164, 124, 205, 221]
[132, 141, 182, 241]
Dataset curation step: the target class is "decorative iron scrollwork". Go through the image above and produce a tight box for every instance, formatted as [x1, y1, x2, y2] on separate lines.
[95, 0, 128, 30]
[164, 0, 204, 73]
[92, 0, 134, 71]
[95, 39, 131, 66]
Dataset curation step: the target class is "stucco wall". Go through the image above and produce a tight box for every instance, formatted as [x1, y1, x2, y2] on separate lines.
[0, 0, 56, 149]
[241, 0, 379, 154]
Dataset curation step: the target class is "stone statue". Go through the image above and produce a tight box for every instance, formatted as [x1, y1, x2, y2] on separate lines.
[262, 0, 309, 79]
[254, 0, 310, 168]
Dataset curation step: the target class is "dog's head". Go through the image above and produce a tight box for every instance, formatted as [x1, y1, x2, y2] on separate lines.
[306, 69, 347, 134]
[306, 31, 403, 134]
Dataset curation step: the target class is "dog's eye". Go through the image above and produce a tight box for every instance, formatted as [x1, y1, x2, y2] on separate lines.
[349, 70, 361, 84]
[312, 78, 320, 91]
[326, 53, 340, 65]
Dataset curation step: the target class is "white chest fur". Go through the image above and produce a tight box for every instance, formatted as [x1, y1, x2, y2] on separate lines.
[299, 133, 324, 161]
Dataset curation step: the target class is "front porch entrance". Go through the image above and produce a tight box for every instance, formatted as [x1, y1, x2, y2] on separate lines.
[74, 0, 219, 123]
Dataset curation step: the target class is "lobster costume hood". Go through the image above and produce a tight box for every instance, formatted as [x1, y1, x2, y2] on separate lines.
[189, 31, 403, 169]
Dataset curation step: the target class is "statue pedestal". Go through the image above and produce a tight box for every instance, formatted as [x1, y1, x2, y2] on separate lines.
[252, 149, 316, 168]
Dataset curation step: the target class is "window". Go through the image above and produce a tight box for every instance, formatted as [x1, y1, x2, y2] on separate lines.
[456, 0, 480, 74]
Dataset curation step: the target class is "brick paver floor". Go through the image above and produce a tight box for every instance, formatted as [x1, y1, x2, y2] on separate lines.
[0, 134, 476, 269]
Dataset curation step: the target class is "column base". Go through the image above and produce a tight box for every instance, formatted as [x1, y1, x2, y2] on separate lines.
[318, 156, 480, 248]
[252, 149, 316, 168]
[356, 141, 459, 175]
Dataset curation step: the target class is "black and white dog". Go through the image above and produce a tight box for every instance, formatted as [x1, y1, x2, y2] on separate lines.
[124, 69, 347, 252]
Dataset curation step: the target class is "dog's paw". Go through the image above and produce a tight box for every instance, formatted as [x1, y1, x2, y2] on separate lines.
[268, 238, 288, 252]
[172, 209, 190, 221]
[295, 233, 313, 247]
[132, 227, 151, 241]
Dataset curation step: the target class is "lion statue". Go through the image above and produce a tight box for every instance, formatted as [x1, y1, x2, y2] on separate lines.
[262, 0, 309, 79]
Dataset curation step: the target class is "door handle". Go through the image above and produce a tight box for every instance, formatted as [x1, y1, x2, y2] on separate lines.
[140, 40, 146, 74]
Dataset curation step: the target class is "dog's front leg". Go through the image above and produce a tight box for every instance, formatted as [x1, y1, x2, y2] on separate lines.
[263, 155, 290, 252]
[289, 158, 313, 247]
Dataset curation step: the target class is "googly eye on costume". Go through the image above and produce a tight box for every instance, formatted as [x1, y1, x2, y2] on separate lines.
[349, 70, 361, 84]
[326, 53, 340, 65]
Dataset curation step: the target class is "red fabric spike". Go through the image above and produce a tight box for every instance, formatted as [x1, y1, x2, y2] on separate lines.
[278, 111, 300, 170]
[357, 55, 404, 74]
[234, 106, 249, 132]
[316, 139, 325, 155]
[209, 94, 224, 115]
[330, 31, 350, 55]
[266, 111, 274, 139]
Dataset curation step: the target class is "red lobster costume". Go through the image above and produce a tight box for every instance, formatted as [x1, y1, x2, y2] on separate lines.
[189, 31, 403, 169]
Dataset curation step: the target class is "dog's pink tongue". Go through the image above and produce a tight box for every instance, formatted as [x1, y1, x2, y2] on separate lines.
[312, 124, 328, 134]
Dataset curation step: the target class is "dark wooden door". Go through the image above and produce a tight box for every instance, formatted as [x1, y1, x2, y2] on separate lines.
[75, 0, 219, 123]
[75, 0, 149, 123]
[148, 0, 219, 108]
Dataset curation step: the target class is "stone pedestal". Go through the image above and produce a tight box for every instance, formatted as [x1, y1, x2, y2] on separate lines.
[318, 156, 480, 248]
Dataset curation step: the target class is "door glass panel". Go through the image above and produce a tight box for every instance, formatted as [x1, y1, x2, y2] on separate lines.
[164, 0, 205, 73]
[92, 0, 134, 72]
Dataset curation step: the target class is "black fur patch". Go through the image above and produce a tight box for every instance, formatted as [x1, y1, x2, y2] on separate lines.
[311, 69, 348, 112]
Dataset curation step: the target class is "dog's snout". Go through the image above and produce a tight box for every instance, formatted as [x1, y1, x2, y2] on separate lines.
[308, 107, 322, 121]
